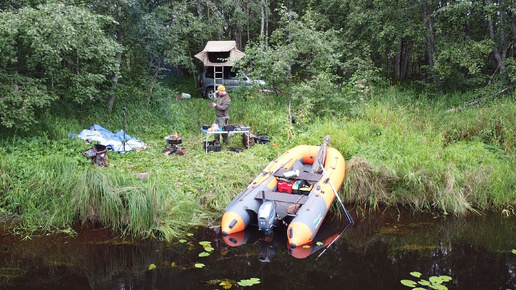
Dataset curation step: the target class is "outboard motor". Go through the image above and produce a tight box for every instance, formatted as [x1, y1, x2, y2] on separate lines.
[258, 201, 277, 235]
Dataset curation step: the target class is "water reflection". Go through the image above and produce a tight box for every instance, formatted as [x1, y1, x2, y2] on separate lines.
[0, 209, 515, 289]
[222, 218, 353, 261]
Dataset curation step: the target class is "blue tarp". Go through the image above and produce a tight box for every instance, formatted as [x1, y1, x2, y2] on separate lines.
[75, 124, 145, 153]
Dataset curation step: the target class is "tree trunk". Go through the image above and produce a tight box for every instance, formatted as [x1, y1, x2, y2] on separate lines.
[246, 0, 250, 43]
[147, 55, 163, 103]
[422, 0, 436, 82]
[395, 40, 401, 79]
[260, 0, 265, 43]
[395, 39, 412, 80]
[485, 0, 506, 74]
[264, 0, 268, 46]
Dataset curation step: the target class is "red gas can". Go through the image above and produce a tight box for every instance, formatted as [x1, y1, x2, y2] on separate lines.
[277, 179, 296, 194]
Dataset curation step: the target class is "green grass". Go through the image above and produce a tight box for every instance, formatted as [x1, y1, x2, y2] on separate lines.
[1, 80, 515, 240]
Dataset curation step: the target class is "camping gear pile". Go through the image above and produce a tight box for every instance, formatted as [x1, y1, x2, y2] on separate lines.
[76, 124, 145, 153]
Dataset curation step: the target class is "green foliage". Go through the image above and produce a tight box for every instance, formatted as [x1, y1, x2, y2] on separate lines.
[241, 7, 353, 122]
[0, 3, 121, 131]
[401, 271, 452, 290]
[433, 40, 493, 90]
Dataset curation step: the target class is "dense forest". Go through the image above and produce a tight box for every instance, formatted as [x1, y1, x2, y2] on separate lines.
[2, 0, 516, 131]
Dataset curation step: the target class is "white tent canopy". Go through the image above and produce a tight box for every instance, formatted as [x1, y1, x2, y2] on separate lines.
[194, 40, 245, 67]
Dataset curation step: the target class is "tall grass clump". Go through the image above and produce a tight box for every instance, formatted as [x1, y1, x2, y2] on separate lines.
[338, 87, 516, 215]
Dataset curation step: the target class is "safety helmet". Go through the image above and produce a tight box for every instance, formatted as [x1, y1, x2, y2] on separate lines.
[217, 85, 226, 92]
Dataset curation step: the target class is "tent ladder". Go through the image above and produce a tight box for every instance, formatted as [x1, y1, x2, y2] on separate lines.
[214, 65, 224, 92]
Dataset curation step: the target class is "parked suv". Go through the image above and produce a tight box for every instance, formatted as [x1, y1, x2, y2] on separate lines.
[198, 66, 266, 99]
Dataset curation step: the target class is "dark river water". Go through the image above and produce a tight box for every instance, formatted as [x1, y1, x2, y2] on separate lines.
[1, 208, 515, 290]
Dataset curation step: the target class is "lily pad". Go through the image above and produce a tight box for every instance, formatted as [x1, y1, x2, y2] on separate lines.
[194, 263, 205, 268]
[401, 279, 417, 287]
[238, 278, 261, 287]
[410, 271, 422, 278]
[429, 276, 443, 285]
[418, 279, 430, 286]
[199, 251, 210, 257]
[148, 264, 156, 270]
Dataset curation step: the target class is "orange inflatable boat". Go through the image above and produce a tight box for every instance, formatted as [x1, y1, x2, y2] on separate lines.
[221, 135, 347, 248]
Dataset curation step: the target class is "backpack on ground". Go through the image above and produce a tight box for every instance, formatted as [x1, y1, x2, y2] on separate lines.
[83, 144, 108, 166]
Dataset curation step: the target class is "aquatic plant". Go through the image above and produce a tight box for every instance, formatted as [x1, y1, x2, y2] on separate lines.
[237, 278, 261, 287]
[401, 271, 452, 290]
[219, 280, 233, 289]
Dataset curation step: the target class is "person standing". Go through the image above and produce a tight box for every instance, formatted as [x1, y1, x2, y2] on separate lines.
[209, 85, 231, 143]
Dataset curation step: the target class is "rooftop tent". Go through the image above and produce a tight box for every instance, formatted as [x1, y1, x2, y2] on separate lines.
[194, 40, 245, 67]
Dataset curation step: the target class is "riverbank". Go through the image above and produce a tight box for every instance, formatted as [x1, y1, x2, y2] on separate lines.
[1, 85, 515, 240]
